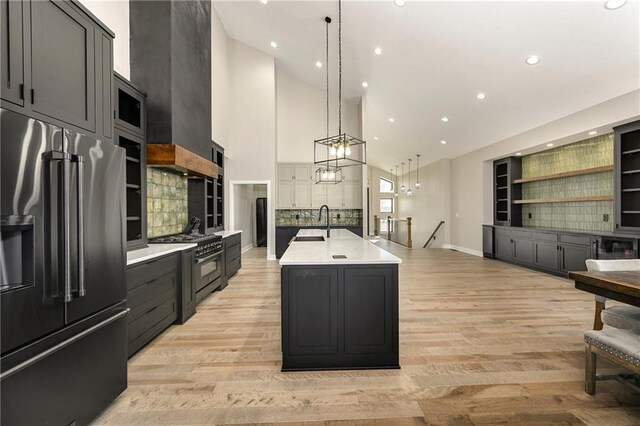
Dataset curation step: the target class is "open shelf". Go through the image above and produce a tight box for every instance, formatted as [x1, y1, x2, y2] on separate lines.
[127, 216, 141, 221]
[512, 165, 613, 184]
[126, 183, 140, 189]
[622, 148, 640, 155]
[513, 195, 614, 204]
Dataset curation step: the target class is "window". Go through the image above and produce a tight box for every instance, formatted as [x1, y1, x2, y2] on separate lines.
[380, 177, 394, 193]
[380, 198, 394, 213]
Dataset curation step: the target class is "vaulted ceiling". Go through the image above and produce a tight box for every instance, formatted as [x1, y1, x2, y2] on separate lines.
[214, 0, 640, 170]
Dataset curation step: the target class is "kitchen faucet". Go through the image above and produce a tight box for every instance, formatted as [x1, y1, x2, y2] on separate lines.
[318, 205, 331, 238]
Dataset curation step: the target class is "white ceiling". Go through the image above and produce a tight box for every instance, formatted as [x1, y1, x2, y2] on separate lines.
[214, 0, 640, 170]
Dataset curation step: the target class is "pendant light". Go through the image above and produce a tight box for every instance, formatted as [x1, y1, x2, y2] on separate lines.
[314, 0, 366, 168]
[415, 154, 421, 189]
[400, 163, 405, 192]
[407, 159, 413, 197]
[315, 16, 342, 184]
[394, 166, 399, 197]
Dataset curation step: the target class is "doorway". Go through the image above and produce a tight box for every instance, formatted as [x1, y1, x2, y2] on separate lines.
[229, 181, 272, 259]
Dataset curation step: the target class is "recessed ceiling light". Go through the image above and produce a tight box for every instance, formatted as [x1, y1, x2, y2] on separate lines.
[546, 143, 554, 147]
[361, 81, 369, 88]
[394, 0, 406, 7]
[441, 117, 449, 122]
[315, 61, 322, 68]
[440, 140, 447, 145]
[374, 136, 379, 140]
[374, 47, 383, 55]
[525, 55, 540, 65]
[388, 118, 395, 123]
[589, 130, 598, 135]
[516, 152, 522, 156]
[260, 0, 268, 4]
[476, 93, 486, 100]
[604, 0, 627, 10]
[270, 41, 277, 48]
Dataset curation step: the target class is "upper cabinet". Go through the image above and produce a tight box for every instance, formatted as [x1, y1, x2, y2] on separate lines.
[277, 164, 362, 209]
[115, 72, 146, 138]
[1, 0, 25, 107]
[1, 0, 114, 142]
[614, 120, 640, 233]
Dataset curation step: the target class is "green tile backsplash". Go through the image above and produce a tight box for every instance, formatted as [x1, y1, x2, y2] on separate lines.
[276, 209, 362, 226]
[147, 168, 188, 238]
[521, 134, 614, 232]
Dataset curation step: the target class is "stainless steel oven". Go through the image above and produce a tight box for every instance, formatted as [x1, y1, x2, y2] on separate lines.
[194, 244, 223, 303]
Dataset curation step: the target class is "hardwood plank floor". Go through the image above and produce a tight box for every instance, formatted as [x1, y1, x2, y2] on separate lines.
[93, 244, 640, 425]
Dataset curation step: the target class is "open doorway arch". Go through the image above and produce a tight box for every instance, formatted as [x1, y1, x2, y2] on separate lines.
[228, 180, 274, 260]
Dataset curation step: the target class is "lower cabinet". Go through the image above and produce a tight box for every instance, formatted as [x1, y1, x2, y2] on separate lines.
[485, 226, 596, 276]
[126, 253, 179, 357]
[221, 233, 242, 289]
[178, 248, 196, 324]
[281, 264, 399, 371]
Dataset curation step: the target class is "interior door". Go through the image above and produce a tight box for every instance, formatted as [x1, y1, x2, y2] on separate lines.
[65, 129, 126, 323]
[30, 0, 96, 131]
[1, 0, 24, 106]
[1, 109, 65, 354]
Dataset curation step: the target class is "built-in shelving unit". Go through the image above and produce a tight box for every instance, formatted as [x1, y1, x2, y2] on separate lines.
[512, 165, 613, 184]
[493, 157, 522, 226]
[188, 141, 225, 234]
[615, 120, 640, 232]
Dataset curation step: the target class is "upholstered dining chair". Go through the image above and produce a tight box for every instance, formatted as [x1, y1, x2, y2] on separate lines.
[585, 259, 640, 332]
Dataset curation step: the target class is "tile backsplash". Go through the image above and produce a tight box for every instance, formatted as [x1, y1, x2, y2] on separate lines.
[147, 168, 188, 238]
[276, 209, 362, 226]
[520, 133, 614, 232]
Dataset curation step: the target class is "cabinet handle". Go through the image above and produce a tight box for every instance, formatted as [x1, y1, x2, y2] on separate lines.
[19, 84, 24, 100]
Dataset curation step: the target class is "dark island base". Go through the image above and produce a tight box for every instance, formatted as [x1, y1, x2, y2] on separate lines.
[281, 264, 399, 371]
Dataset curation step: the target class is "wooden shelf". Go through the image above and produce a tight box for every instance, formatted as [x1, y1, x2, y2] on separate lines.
[496, 186, 508, 190]
[126, 183, 140, 189]
[127, 216, 141, 221]
[622, 169, 640, 175]
[622, 211, 640, 214]
[125, 156, 140, 164]
[622, 148, 640, 155]
[513, 195, 614, 204]
[622, 188, 640, 193]
[512, 165, 613, 184]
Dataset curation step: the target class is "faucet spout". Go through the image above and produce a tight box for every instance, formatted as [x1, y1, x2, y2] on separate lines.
[319, 205, 331, 238]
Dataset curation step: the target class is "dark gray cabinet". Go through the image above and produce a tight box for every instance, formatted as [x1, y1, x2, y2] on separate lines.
[126, 253, 179, 357]
[534, 241, 559, 270]
[178, 248, 196, 324]
[559, 244, 592, 273]
[31, 0, 95, 131]
[513, 237, 533, 264]
[482, 225, 494, 258]
[494, 230, 513, 261]
[212, 142, 225, 231]
[1, 0, 114, 142]
[115, 72, 146, 138]
[493, 157, 522, 227]
[222, 232, 241, 289]
[614, 120, 640, 233]
[1, 0, 25, 106]
[281, 264, 399, 371]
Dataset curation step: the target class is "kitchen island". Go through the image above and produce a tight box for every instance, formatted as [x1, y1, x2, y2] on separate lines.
[279, 229, 402, 371]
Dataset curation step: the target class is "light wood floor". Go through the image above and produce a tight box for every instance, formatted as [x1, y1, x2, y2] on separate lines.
[94, 244, 640, 425]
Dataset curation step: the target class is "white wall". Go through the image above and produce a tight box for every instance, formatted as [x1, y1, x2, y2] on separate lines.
[79, 0, 130, 78]
[211, 5, 229, 145]
[367, 166, 396, 235]
[396, 159, 451, 249]
[449, 90, 640, 254]
[276, 68, 360, 163]
[233, 184, 255, 249]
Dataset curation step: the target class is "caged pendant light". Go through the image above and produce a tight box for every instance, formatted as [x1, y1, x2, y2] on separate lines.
[407, 159, 413, 197]
[315, 16, 342, 184]
[415, 154, 421, 189]
[314, 0, 366, 169]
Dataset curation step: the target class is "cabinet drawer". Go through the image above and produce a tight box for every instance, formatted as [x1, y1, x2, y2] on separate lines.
[127, 271, 177, 318]
[226, 233, 241, 247]
[226, 243, 241, 261]
[560, 234, 592, 246]
[533, 231, 558, 242]
[495, 227, 510, 237]
[126, 253, 178, 291]
[226, 256, 241, 275]
[511, 229, 532, 240]
[128, 295, 176, 343]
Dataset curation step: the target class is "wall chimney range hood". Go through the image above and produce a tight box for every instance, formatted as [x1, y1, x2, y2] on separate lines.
[147, 144, 218, 178]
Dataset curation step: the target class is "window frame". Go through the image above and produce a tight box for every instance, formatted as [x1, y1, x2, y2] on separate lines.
[379, 176, 394, 194]
[379, 197, 394, 214]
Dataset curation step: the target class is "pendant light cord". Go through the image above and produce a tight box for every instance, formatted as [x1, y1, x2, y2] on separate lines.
[326, 17, 330, 139]
[338, 0, 342, 135]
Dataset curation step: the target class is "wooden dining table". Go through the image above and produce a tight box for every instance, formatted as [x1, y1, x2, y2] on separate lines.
[568, 270, 640, 330]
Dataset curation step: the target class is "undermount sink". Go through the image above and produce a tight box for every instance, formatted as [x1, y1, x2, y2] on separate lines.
[294, 236, 325, 242]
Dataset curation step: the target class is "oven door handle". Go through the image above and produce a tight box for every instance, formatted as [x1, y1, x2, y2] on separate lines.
[195, 251, 222, 265]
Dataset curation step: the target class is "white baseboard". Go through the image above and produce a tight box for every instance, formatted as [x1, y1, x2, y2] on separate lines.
[267, 254, 277, 261]
[241, 244, 254, 254]
[442, 244, 483, 258]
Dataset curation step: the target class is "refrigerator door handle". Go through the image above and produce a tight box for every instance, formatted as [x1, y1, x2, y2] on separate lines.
[43, 150, 73, 302]
[71, 154, 86, 297]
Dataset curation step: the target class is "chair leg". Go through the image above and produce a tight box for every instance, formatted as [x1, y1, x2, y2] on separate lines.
[594, 301, 604, 330]
[585, 342, 597, 395]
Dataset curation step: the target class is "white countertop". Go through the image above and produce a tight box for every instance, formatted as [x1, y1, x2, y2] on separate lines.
[213, 230, 242, 238]
[127, 243, 197, 266]
[279, 228, 402, 265]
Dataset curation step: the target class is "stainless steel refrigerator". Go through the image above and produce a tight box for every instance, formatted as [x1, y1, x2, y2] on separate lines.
[0, 108, 129, 424]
